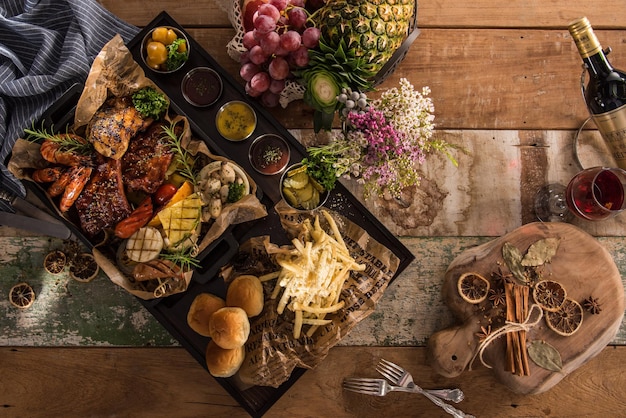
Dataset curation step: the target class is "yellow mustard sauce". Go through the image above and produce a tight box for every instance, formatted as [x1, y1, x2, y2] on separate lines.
[216, 101, 256, 141]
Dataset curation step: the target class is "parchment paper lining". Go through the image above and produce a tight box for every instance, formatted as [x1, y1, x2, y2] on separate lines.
[8, 34, 268, 300]
[225, 200, 400, 388]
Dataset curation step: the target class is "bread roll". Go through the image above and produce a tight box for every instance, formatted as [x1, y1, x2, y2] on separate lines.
[205, 340, 245, 378]
[226, 274, 264, 317]
[187, 293, 226, 337]
[209, 307, 250, 349]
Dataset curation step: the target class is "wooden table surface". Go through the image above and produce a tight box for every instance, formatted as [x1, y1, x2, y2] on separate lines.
[2, 1, 626, 417]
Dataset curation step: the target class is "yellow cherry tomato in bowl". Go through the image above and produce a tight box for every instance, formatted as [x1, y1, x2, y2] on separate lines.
[145, 56, 162, 70]
[165, 29, 178, 45]
[176, 39, 187, 53]
[151, 27, 169, 44]
[146, 41, 167, 65]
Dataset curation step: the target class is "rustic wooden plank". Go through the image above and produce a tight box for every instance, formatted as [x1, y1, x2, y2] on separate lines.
[99, 0, 233, 27]
[1, 345, 625, 417]
[417, 1, 626, 29]
[387, 28, 626, 130]
[99, 0, 626, 29]
[2, 234, 623, 346]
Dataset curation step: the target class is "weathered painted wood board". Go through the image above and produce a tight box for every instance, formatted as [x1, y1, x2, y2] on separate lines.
[2, 234, 624, 347]
[0, 236, 176, 346]
[290, 129, 626, 238]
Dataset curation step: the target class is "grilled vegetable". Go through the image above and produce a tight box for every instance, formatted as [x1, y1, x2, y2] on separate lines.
[158, 193, 203, 249]
[148, 181, 194, 227]
[125, 226, 164, 263]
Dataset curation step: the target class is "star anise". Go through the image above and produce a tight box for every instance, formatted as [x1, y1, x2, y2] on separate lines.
[488, 287, 506, 307]
[491, 266, 513, 285]
[475, 325, 492, 343]
[583, 296, 602, 315]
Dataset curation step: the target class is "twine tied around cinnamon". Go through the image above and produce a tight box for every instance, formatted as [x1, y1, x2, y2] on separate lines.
[469, 303, 544, 370]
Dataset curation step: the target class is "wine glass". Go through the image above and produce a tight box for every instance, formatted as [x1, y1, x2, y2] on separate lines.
[534, 183, 574, 222]
[565, 166, 626, 221]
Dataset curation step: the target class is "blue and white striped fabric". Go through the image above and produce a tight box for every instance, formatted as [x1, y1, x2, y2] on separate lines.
[0, 0, 139, 212]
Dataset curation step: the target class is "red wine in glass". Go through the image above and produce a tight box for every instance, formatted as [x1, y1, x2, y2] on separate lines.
[566, 167, 626, 220]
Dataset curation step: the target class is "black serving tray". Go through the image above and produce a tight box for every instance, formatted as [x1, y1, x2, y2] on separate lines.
[19, 12, 415, 417]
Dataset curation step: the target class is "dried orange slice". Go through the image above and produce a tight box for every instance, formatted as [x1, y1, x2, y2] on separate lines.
[69, 253, 99, 283]
[533, 280, 566, 312]
[9, 282, 35, 309]
[457, 272, 491, 304]
[43, 250, 67, 275]
[545, 298, 583, 336]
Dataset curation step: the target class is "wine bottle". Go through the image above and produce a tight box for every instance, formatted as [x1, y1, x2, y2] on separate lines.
[568, 17, 626, 169]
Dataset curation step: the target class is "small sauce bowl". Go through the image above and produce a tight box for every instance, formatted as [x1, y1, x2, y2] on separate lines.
[181, 67, 223, 107]
[141, 26, 190, 74]
[215, 101, 257, 142]
[279, 162, 329, 211]
[248, 134, 290, 175]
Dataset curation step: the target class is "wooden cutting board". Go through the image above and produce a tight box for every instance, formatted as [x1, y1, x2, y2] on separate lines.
[427, 222, 625, 394]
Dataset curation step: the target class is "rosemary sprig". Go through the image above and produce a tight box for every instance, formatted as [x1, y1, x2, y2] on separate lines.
[162, 121, 197, 186]
[161, 249, 200, 273]
[24, 124, 93, 155]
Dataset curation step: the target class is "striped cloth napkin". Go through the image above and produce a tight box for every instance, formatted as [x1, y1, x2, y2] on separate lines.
[0, 0, 139, 212]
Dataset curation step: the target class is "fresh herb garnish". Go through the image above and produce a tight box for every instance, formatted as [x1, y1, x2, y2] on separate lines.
[162, 121, 196, 186]
[227, 182, 245, 203]
[301, 146, 340, 192]
[166, 38, 189, 71]
[23, 124, 93, 154]
[132, 87, 169, 119]
[161, 248, 200, 273]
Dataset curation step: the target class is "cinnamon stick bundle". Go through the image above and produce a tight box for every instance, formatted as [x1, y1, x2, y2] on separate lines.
[504, 282, 531, 376]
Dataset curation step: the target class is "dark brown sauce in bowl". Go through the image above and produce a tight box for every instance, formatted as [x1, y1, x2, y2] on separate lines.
[181, 67, 223, 107]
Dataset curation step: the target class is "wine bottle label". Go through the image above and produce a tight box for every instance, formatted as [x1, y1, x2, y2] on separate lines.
[568, 17, 602, 58]
[592, 107, 626, 169]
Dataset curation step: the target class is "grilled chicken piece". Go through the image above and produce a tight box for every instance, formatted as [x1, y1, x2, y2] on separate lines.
[87, 96, 152, 159]
[75, 156, 131, 236]
[122, 121, 175, 194]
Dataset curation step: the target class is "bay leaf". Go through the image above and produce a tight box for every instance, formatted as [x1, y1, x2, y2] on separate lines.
[528, 340, 563, 372]
[521, 237, 561, 267]
[502, 242, 526, 283]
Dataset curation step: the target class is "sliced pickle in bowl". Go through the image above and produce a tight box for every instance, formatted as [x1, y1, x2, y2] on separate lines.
[280, 163, 327, 211]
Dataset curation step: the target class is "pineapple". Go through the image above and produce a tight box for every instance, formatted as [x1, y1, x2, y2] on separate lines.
[300, 0, 415, 131]
[159, 193, 202, 250]
[313, 0, 415, 76]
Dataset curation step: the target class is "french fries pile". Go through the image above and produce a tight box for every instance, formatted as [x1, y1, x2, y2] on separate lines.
[261, 210, 365, 339]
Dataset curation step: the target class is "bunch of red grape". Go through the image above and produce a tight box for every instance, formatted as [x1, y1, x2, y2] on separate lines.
[239, 0, 321, 107]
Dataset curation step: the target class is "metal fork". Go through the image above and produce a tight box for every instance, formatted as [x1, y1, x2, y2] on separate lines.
[376, 358, 465, 403]
[343, 378, 474, 418]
